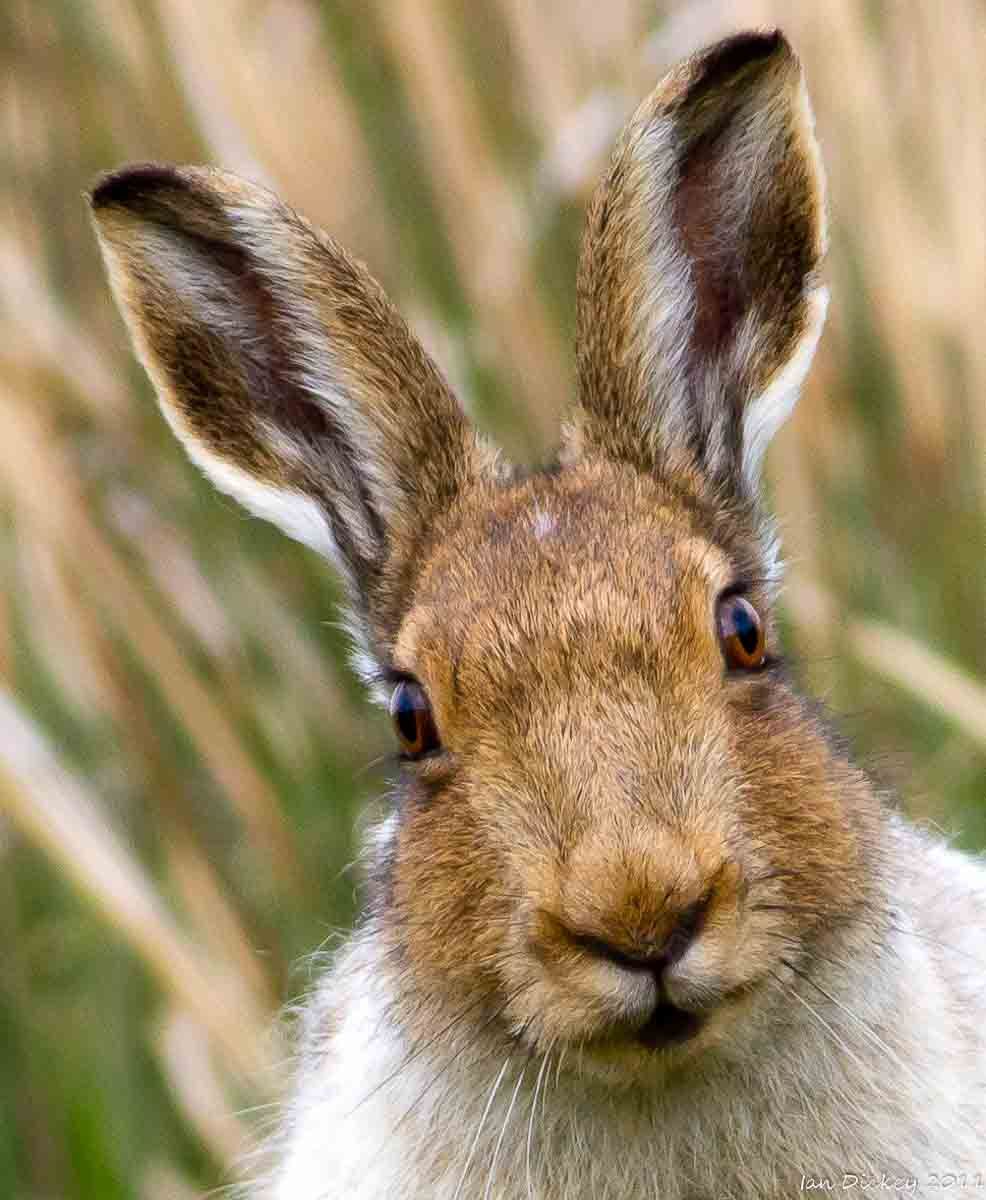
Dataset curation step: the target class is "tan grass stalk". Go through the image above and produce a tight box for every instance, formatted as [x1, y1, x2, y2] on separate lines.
[0, 397, 306, 891]
[103, 487, 237, 660]
[381, 0, 570, 452]
[156, 1007, 256, 1171]
[0, 235, 130, 420]
[154, 0, 388, 255]
[906, 0, 986, 492]
[142, 1162, 202, 1200]
[103, 491, 374, 767]
[219, 558, 375, 753]
[0, 536, 11, 683]
[0, 687, 274, 1084]
[788, 579, 986, 752]
[850, 620, 986, 752]
[560, 0, 639, 71]
[118, 656, 281, 1014]
[494, 0, 580, 135]
[13, 535, 122, 721]
[167, 831, 278, 1013]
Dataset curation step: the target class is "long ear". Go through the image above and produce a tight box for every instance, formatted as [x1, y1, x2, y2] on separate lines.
[568, 30, 827, 497]
[90, 165, 489, 666]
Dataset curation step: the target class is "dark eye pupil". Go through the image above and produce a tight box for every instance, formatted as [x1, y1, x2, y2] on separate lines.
[390, 680, 440, 757]
[733, 605, 760, 654]
[394, 692, 421, 744]
[716, 593, 766, 671]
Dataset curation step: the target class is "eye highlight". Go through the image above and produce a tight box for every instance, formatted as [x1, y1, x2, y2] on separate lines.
[389, 679, 442, 759]
[716, 593, 767, 671]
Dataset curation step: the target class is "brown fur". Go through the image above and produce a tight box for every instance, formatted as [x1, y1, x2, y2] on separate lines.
[383, 455, 881, 1062]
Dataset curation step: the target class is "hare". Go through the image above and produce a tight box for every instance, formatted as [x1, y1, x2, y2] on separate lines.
[91, 29, 986, 1200]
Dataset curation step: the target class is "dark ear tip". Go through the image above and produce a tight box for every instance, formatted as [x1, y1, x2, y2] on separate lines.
[688, 28, 795, 93]
[705, 27, 789, 66]
[89, 163, 190, 213]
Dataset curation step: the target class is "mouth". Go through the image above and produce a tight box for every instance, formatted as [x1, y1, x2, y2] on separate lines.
[577, 998, 709, 1062]
[635, 1001, 705, 1050]
[542, 979, 758, 1075]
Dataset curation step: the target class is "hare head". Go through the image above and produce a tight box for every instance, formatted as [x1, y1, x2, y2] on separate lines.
[91, 31, 884, 1085]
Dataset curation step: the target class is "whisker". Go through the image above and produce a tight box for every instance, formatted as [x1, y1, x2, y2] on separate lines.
[769, 964, 871, 1078]
[354, 751, 401, 779]
[887, 921, 986, 966]
[782, 956, 983, 1147]
[745, 867, 808, 888]
[526, 1043, 554, 1200]
[749, 902, 843, 919]
[759, 929, 844, 963]
[484, 1044, 535, 1200]
[451, 1049, 517, 1200]
[760, 910, 986, 971]
[387, 986, 533, 1141]
[388, 1035, 501, 1144]
[347, 985, 502, 1116]
[553, 1044, 568, 1091]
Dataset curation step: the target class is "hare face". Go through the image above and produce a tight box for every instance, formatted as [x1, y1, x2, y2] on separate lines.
[382, 455, 880, 1082]
[90, 31, 883, 1089]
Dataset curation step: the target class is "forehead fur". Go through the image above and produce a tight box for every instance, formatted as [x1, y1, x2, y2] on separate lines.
[394, 456, 763, 706]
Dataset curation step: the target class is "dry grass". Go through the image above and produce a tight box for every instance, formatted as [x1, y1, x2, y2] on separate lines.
[1, 1, 983, 1194]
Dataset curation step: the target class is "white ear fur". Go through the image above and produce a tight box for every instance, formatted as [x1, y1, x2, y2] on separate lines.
[629, 119, 698, 460]
[176, 424, 339, 561]
[740, 285, 828, 490]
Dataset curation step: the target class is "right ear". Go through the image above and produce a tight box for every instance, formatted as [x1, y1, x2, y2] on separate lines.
[568, 31, 827, 501]
[90, 165, 490, 666]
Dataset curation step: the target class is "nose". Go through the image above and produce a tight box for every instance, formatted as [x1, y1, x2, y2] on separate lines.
[550, 893, 712, 1048]
[564, 893, 709, 982]
[532, 821, 735, 1046]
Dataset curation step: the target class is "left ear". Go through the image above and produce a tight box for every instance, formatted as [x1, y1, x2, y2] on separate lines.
[89, 164, 490, 672]
[568, 30, 827, 497]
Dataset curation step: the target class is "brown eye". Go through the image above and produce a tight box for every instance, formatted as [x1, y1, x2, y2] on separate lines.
[389, 680, 442, 758]
[716, 594, 767, 671]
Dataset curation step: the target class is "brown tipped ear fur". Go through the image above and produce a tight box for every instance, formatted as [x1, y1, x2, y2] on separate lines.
[90, 165, 488, 658]
[569, 30, 827, 498]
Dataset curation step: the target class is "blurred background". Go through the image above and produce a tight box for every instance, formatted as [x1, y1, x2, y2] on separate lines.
[1, 1, 984, 1196]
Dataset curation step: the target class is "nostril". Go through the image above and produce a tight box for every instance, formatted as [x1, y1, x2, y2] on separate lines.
[661, 895, 708, 968]
[565, 929, 649, 973]
[565, 893, 710, 977]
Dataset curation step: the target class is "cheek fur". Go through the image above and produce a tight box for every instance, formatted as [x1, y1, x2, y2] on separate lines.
[387, 775, 514, 997]
[729, 688, 880, 934]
